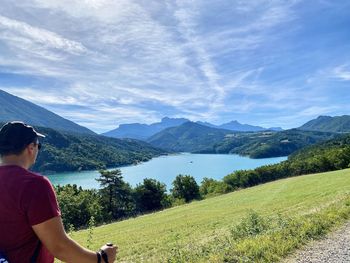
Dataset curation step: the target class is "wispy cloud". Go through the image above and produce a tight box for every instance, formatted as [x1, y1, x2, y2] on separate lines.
[0, 15, 87, 55]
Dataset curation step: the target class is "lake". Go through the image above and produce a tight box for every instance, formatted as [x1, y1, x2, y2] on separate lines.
[46, 153, 287, 190]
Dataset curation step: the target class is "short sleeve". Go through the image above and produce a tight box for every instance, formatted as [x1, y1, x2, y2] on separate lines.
[25, 177, 61, 226]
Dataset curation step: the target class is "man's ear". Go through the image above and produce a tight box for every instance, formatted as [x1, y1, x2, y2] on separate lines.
[26, 142, 36, 153]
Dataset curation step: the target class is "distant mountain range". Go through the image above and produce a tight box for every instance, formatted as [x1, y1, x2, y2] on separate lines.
[204, 120, 283, 132]
[102, 117, 189, 140]
[104, 116, 350, 153]
[103, 118, 283, 140]
[146, 122, 337, 157]
[0, 89, 95, 135]
[298, 115, 350, 133]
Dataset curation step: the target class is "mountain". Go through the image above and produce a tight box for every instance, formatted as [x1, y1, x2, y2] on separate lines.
[219, 120, 265, 131]
[147, 122, 233, 152]
[104, 118, 283, 140]
[198, 120, 283, 132]
[267, 127, 284, 131]
[299, 115, 350, 133]
[218, 120, 283, 132]
[195, 121, 218, 128]
[102, 117, 189, 140]
[0, 89, 95, 135]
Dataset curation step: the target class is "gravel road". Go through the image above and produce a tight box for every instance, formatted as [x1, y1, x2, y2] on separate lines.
[283, 221, 350, 263]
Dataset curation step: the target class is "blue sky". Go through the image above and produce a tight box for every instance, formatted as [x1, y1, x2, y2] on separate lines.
[0, 0, 349, 133]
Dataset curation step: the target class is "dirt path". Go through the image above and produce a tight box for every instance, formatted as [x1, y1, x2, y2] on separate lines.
[283, 220, 350, 263]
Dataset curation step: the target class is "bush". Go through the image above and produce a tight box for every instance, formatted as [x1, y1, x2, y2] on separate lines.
[230, 211, 269, 239]
[200, 177, 232, 197]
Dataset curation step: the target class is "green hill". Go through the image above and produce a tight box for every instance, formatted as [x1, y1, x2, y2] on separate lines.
[9, 125, 167, 173]
[72, 168, 350, 262]
[211, 129, 338, 158]
[148, 122, 337, 158]
[147, 121, 232, 152]
[0, 89, 95, 135]
[289, 131, 350, 162]
[299, 115, 350, 133]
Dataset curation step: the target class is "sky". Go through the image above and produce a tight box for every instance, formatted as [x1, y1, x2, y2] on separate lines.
[0, 0, 349, 133]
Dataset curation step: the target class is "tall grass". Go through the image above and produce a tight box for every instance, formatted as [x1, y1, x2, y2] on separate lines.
[165, 195, 350, 262]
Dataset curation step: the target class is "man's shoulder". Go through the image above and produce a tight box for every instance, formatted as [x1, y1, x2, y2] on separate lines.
[24, 171, 52, 187]
[21, 173, 55, 200]
[1, 165, 52, 187]
[0, 165, 38, 176]
[24, 169, 46, 180]
[0, 166, 56, 211]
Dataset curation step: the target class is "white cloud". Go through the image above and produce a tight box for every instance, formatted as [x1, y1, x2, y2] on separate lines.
[332, 65, 350, 81]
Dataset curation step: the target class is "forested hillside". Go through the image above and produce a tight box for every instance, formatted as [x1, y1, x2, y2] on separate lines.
[0, 122, 166, 173]
[207, 129, 338, 158]
[148, 122, 337, 158]
[31, 126, 167, 173]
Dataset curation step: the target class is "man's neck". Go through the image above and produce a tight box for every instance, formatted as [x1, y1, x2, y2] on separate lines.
[0, 156, 29, 170]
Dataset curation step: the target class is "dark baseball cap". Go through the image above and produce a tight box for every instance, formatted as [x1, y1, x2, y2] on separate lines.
[0, 121, 45, 153]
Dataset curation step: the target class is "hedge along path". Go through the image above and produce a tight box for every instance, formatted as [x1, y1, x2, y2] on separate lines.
[66, 168, 350, 262]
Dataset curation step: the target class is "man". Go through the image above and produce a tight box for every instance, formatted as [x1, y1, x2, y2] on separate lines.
[0, 121, 117, 263]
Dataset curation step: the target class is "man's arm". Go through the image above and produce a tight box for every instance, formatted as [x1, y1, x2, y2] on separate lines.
[32, 216, 117, 263]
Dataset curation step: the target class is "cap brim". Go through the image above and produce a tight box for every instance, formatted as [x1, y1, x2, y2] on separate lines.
[36, 132, 46, 138]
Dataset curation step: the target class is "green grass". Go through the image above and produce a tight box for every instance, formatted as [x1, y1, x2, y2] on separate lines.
[70, 169, 350, 262]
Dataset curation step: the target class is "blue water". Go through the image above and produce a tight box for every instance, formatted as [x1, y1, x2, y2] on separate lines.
[46, 153, 287, 190]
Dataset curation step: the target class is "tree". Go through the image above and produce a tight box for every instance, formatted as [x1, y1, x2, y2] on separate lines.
[55, 184, 103, 229]
[171, 174, 200, 202]
[134, 178, 167, 212]
[96, 169, 135, 220]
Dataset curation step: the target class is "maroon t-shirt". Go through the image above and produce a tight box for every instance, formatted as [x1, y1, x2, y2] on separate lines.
[0, 165, 61, 263]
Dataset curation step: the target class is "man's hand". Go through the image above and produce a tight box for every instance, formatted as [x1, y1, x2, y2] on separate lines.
[33, 216, 118, 263]
[100, 244, 118, 263]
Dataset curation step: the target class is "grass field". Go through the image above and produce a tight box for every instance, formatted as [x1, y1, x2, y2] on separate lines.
[70, 169, 350, 262]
